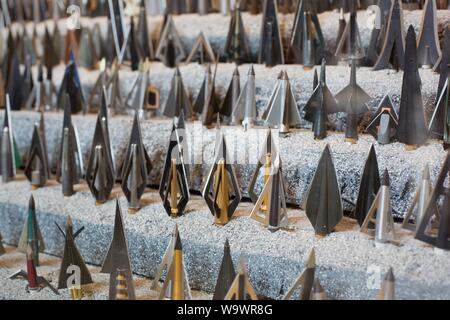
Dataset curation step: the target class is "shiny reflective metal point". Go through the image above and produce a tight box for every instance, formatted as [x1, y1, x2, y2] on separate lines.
[120, 113, 152, 212]
[373, 0, 405, 71]
[155, 15, 186, 68]
[225, 2, 251, 63]
[288, 0, 325, 67]
[258, 0, 284, 66]
[263, 71, 302, 136]
[153, 225, 192, 300]
[159, 120, 190, 217]
[249, 154, 288, 231]
[231, 65, 256, 129]
[397, 26, 428, 148]
[202, 131, 241, 226]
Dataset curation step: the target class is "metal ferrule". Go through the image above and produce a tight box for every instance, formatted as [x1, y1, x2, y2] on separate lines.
[171, 249, 184, 300]
[215, 159, 230, 225]
[69, 286, 83, 300]
[261, 153, 272, 212]
[377, 113, 391, 145]
[115, 269, 129, 300]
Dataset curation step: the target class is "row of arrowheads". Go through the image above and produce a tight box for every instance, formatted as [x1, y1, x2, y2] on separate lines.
[3, 0, 449, 148]
[0, 199, 397, 300]
[2, 0, 447, 71]
[1, 87, 449, 251]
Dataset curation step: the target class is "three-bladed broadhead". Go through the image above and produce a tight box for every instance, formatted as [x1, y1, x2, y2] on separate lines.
[155, 14, 186, 67]
[120, 112, 152, 210]
[136, 0, 154, 61]
[24, 123, 49, 188]
[224, 3, 251, 63]
[288, 0, 325, 66]
[258, 0, 285, 66]
[186, 32, 216, 64]
[57, 215, 93, 290]
[86, 108, 115, 203]
[397, 25, 428, 147]
[264, 71, 302, 135]
[219, 66, 241, 118]
[231, 65, 256, 127]
[417, 0, 441, 68]
[163, 67, 193, 118]
[159, 118, 190, 217]
[373, 0, 405, 71]
[57, 59, 86, 114]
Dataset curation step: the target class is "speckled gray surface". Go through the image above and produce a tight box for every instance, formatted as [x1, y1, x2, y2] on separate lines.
[0, 181, 450, 300]
[0, 111, 447, 217]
